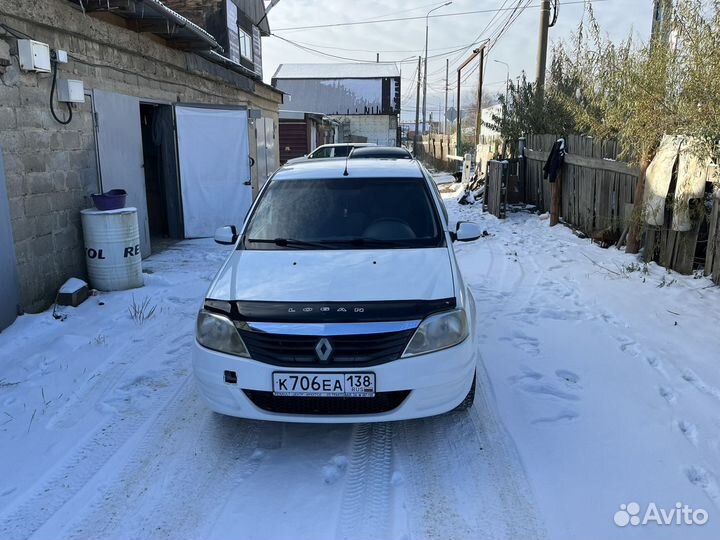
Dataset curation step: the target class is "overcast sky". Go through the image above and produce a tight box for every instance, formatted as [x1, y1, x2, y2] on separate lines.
[261, 0, 652, 123]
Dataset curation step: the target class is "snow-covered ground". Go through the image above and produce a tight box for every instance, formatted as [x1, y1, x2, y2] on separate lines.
[1, 176, 719, 539]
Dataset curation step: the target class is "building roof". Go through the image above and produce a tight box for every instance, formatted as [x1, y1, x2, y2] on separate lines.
[71, 0, 222, 52]
[273, 157, 423, 180]
[273, 63, 401, 80]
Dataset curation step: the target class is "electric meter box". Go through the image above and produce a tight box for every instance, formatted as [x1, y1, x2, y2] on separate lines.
[57, 79, 85, 103]
[18, 40, 51, 73]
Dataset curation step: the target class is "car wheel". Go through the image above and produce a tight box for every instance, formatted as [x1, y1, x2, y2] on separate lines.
[452, 374, 476, 412]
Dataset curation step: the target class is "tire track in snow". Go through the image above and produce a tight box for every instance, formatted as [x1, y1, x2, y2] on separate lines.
[60, 380, 265, 540]
[336, 423, 394, 540]
[394, 397, 545, 540]
[0, 371, 191, 540]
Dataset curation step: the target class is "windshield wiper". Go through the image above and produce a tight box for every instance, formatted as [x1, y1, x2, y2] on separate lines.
[246, 237, 334, 249]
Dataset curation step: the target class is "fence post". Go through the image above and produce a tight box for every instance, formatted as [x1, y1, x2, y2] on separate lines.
[550, 170, 562, 226]
[518, 136, 526, 203]
[462, 153, 472, 183]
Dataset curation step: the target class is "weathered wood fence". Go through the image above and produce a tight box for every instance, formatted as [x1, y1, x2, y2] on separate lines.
[703, 194, 720, 283]
[484, 133, 720, 284]
[485, 159, 521, 219]
[524, 134, 639, 235]
[485, 161, 508, 218]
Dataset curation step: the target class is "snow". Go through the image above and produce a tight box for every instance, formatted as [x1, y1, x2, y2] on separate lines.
[58, 278, 87, 294]
[1, 181, 720, 539]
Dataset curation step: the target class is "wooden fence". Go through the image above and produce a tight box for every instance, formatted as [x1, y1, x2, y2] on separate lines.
[490, 133, 719, 283]
[524, 134, 639, 235]
[485, 161, 508, 219]
[704, 194, 720, 283]
[485, 159, 521, 219]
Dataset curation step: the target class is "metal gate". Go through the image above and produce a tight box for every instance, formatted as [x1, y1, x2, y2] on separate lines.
[0, 148, 21, 331]
[255, 117, 276, 192]
[93, 90, 151, 257]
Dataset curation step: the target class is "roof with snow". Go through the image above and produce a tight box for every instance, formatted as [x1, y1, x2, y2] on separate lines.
[272, 63, 400, 80]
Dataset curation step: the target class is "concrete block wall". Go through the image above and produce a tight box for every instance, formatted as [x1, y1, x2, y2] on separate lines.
[0, 0, 282, 312]
[332, 115, 396, 146]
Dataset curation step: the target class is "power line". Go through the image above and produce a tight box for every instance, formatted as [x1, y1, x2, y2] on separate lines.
[272, 34, 491, 65]
[272, 0, 605, 32]
[270, 36, 484, 55]
[424, 0, 517, 80]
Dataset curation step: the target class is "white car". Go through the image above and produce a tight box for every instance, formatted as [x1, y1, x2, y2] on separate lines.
[192, 158, 483, 423]
[285, 143, 376, 164]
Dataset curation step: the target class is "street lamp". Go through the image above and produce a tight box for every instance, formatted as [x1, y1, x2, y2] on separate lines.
[493, 59, 510, 105]
[422, 1, 452, 135]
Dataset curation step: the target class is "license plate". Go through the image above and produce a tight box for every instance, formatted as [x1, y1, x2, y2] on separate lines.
[272, 372, 376, 397]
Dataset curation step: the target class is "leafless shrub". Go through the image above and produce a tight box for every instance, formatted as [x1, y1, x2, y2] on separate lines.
[128, 296, 157, 324]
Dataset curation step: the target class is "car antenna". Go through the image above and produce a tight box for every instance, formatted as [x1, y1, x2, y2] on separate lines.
[343, 155, 350, 176]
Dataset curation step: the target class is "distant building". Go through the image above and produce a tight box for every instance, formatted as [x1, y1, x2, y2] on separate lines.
[272, 63, 401, 147]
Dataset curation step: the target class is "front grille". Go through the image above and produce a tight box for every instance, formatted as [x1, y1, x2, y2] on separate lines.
[243, 390, 411, 415]
[238, 329, 415, 367]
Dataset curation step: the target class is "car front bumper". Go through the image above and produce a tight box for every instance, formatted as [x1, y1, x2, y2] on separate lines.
[191, 338, 477, 423]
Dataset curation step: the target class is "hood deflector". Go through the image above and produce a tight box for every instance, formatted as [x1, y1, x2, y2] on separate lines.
[205, 298, 456, 323]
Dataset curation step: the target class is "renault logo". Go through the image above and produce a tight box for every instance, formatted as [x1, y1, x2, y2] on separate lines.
[315, 338, 333, 362]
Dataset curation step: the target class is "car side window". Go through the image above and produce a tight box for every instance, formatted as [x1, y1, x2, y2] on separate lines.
[312, 147, 332, 159]
[333, 146, 351, 157]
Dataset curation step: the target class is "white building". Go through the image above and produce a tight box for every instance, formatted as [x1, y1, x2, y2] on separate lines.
[272, 63, 401, 146]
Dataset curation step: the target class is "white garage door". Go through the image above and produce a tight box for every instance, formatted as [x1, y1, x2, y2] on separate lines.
[175, 106, 252, 238]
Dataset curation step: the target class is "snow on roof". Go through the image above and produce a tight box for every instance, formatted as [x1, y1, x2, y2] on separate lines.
[273, 63, 400, 80]
[274, 157, 423, 180]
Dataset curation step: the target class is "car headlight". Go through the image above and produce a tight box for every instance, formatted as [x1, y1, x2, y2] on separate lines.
[402, 309, 468, 357]
[196, 309, 249, 357]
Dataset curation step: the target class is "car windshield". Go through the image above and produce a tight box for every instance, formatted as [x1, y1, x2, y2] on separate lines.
[243, 177, 443, 249]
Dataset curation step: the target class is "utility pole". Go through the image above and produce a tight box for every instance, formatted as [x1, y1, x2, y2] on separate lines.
[535, 0, 551, 101]
[475, 47, 485, 147]
[444, 58, 449, 136]
[456, 44, 486, 155]
[414, 56, 421, 154]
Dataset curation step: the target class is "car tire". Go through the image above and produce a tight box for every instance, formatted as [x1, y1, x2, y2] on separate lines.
[452, 374, 476, 412]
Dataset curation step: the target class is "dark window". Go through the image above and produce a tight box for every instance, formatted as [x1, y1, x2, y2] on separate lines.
[243, 177, 443, 250]
[333, 146, 351, 157]
[311, 147, 332, 158]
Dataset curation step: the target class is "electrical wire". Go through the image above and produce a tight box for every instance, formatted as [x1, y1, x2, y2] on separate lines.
[271, 36, 484, 55]
[272, 0, 600, 32]
[50, 60, 73, 125]
[549, 0, 560, 27]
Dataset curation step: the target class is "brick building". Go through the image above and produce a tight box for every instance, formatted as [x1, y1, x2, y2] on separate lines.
[0, 0, 283, 324]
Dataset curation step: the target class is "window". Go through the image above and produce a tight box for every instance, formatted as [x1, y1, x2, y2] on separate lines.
[311, 147, 332, 159]
[332, 146, 351, 157]
[243, 178, 443, 250]
[239, 27, 252, 60]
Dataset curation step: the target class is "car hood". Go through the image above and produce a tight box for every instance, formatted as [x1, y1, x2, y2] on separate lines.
[208, 248, 455, 302]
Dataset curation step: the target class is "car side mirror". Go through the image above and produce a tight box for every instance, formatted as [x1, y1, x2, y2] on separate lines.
[214, 225, 238, 245]
[453, 221, 483, 242]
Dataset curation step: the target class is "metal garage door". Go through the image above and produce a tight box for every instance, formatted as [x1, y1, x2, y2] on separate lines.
[93, 90, 151, 257]
[174, 105, 252, 238]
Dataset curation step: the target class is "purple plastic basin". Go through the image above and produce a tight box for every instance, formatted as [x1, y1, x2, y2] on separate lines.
[91, 189, 127, 211]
